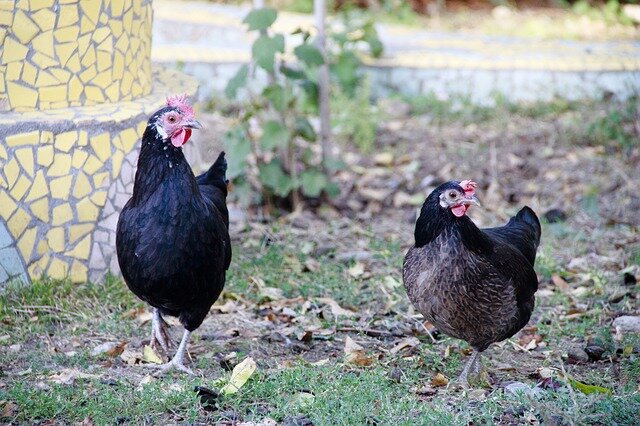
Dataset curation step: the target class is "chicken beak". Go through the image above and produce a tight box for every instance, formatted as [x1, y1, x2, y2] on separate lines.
[462, 195, 481, 207]
[184, 119, 203, 130]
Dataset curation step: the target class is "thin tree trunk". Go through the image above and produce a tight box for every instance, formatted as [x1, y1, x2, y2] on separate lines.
[314, 0, 331, 172]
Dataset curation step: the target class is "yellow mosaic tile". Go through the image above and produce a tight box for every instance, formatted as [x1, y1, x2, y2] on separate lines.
[111, 0, 125, 17]
[73, 171, 92, 199]
[0, 190, 18, 220]
[79, 64, 97, 83]
[47, 153, 72, 177]
[66, 53, 81, 73]
[47, 258, 69, 280]
[31, 30, 54, 56]
[92, 27, 110, 43]
[82, 155, 103, 174]
[37, 240, 49, 256]
[4, 158, 20, 188]
[29, 197, 49, 222]
[25, 170, 49, 201]
[2, 37, 29, 63]
[65, 234, 91, 260]
[6, 130, 39, 147]
[54, 130, 77, 152]
[80, 18, 95, 37]
[120, 127, 138, 152]
[81, 44, 96, 67]
[36, 145, 54, 166]
[41, 131, 54, 144]
[68, 75, 83, 100]
[80, 0, 101, 25]
[92, 70, 112, 89]
[49, 68, 72, 84]
[54, 41, 77, 67]
[6, 62, 24, 81]
[10, 175, 32, 201]
[50, 175, 73, 200]
[59, 4, 79, 25]
[85, 85, 105, 102]
[0, 144, 7, 160]
[17, 227, 37, 261]
[76, 197, 99, 222]
[70, 260, 88, 283]
[47, 227, 65, 252]
[6, 82, 38, 108]
[22, 62, 38, 85]
[30, 253, 51, 279]
[105, 82, 119, 102]
[13, 9, 39, 44]
[0, 10, 12, 26]
[72, 149, 89, 168]
[90, 190, 107, 206]
[31, 8, 56, 31]
[7, 207, 31, 238]
[112, 51, 124, 79]
[92, 171, 109, 188]
[31, 52, 58, 68]
[111, 150, 124, 178]
[68, 224, 93, 243]
[0, 1, 13, 11]
[89, 132, 111, 161]
[78, 131, 88, 146]
[97, 36, 113, 53]
[15, 148, 35, 177]
[30, 0, 55, 11]
[39, 85, 68, 103]
[54, 26, 79, 43]
[109, 18, 123, 38]
[52, 203, 73, 226]
[35, 70, 59, 87]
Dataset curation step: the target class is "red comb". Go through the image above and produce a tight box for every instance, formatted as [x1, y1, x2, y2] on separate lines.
[166, 94, 195, 119]
[459, 180, 477, 196]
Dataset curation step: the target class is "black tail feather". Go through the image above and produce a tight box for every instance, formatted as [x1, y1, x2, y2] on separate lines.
[196, 151, 228, 196]
[516, 206, 541, 245]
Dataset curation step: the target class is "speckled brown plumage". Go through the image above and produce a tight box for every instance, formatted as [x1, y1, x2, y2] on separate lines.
[402, 181, 541, 383]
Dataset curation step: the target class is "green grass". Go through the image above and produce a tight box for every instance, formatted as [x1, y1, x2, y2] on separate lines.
[1, 211, 639, 424]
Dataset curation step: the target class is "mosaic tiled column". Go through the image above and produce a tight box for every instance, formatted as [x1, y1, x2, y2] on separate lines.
[0, 1, 198, 286]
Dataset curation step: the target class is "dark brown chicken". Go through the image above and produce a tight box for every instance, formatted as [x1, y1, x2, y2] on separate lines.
[403, 180, 541, 385]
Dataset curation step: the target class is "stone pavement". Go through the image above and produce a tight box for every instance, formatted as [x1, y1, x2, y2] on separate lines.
[152, 0, 640, 103]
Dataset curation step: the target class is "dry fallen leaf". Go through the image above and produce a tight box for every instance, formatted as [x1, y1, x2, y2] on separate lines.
[91, 341, 127, 358]
[2, 401, 18, 418]
[49, 368, 101, 385]
[348, 262, 365, 278]
[389, 337, 420, 355]
[120, 349, 143, 365]
[142, 345, 163, 365]
[344, 336, 374, 367]
[552, 274, 571, 294]
[430, 373, 449, 387]
[318, 297, 357, 317]
[221, 357, 257, 395]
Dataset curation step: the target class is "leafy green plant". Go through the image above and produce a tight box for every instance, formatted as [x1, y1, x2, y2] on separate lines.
[224, 7, 382, 210]
[586, 96, 639, 150]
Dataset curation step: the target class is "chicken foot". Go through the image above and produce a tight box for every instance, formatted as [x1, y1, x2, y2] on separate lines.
[457, 350, 484, 388]
[150, 308, 172, 356]
[150, 330, 194, 376]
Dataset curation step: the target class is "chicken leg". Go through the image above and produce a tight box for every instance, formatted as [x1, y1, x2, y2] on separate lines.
[150, 308, 172, 355]
[151, 330, 194, 376]
[458, 350, 483, 388]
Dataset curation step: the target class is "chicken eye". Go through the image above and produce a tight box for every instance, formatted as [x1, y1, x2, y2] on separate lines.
[168, 116, 176, 123]
[448, 191, 457, 198]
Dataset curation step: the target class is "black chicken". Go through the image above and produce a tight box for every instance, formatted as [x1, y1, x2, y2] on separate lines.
[116, 95, 231, 374]
[402, 180, 541, 386]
